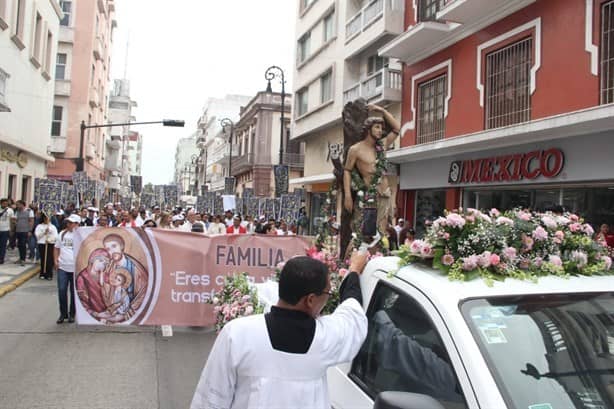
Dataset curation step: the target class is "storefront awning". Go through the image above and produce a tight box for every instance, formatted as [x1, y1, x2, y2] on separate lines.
[388, 104, 614, 164]
[289, 173, 334, 186]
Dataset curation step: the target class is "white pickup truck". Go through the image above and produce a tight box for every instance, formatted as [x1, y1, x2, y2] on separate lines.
[327, 256, 614, 409]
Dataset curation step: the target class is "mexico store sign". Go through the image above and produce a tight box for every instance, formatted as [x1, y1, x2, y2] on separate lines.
[448, 148, 564, 185]
[72, 228, 311, 327]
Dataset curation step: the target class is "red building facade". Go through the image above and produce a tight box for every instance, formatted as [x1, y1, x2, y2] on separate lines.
[382, 0, 614, 235]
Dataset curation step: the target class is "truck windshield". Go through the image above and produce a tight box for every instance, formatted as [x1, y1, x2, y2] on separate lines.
[461, 293, 614, 409]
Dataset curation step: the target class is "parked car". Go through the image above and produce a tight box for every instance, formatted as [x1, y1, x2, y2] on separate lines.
[328, 256, 614, 409]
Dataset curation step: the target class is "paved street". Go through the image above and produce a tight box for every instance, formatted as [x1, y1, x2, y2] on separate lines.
[0, 275, 216, 409]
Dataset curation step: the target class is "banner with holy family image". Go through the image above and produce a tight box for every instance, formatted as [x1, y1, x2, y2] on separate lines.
[73, 228, 311, 326]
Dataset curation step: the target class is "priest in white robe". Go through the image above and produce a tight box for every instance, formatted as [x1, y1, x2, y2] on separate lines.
[190, 251, 369, 409]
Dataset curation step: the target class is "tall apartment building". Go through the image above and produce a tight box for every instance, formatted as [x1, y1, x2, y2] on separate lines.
[291, 0, 405, 233]
[195, 95, 252, 193]
[0, 0, 61, 202]
[381, 0, 614, 235]
[232, 91, 303, 197]
[174, 133, 199, 195]
[47, 0, 116, 182]
[106, 79, 137, 193]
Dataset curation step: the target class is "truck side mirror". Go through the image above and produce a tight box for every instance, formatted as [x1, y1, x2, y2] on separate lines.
[374, 391, 446, 409]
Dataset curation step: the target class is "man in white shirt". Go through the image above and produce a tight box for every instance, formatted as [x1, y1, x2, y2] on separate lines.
[54, 214, 80, 324]
[181, 209, 197, 232]
[0, 198, 14, 264]
[191, 251, 369, 409]
[224, 210, 234, 227]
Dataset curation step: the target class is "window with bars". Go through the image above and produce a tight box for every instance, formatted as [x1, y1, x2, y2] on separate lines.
[418, 0, 443, 22]
[601, 1, 614, 104]
[416, 74, 447, 144]
[485, 38, 532, 129]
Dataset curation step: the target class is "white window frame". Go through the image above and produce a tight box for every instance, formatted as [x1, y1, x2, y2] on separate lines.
[0, 68, 9, 110]
[296, 88, 309, 117]
[320, 70, 333, 104]
[298, 32, 311, 64]
[323, 12, 334, 43]
[56, 53, 67, 80]
[51, 105, 62, 136]
[59, 0, 71, 27]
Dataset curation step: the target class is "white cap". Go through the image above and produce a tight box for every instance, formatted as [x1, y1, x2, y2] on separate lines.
[172, 215, 184, 222]
[56, 211, 64, 216]
[67, 214, 81, 223]
[398, 218, 404, 223]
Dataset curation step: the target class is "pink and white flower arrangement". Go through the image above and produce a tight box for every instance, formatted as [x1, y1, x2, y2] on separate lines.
[208, 273, 264, 333]
[396, 207, 611, 284]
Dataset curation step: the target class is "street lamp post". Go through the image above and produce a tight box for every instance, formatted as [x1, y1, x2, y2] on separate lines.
[264, 66, 286, 165]
[78, 119, 185, 172]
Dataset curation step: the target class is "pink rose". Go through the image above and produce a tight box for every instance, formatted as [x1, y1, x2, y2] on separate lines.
[602, 256, 612, 270]
[338, 268, 349, 278]
[503, 247, 517, 260]
[443, 232, 450, 240]
[548, 255, 563, 267]
[242, 294, 251, 302]
[554, 230, 565, 241]
[489, 253, 501, 266]
[462, 255, 478, 271]
[569, 223, 581, 233]
[213, 306, 222, 313]
[533, 257, 543, 268]
[583, 224, 595, 236]
[522, 235, 534, 251]
[244, 305, 254, 315]
[420, 244, 434, 258]
[569, 214, 579, 222]
[532, 226, 548, 241]
[478, 251, 492, 268]
[517, 212, 531, 221]
[441, 254, 455, 266]
[410, 240, 423, 254]
[489, 208, 501, 217]
[465, 215, 476, 223]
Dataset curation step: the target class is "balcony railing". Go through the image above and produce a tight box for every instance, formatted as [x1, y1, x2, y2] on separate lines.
[231, 153, 255, 174]
[343, 67, 402, 104]
[345, 0, 385, 43]
[282, 152, 305, 168]
[88, 86, 99, 108]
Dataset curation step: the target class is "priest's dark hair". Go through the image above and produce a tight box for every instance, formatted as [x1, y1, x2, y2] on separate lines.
[279, 256, 329, 305]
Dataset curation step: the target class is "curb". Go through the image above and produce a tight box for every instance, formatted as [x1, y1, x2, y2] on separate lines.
[0, 265, 41, 298]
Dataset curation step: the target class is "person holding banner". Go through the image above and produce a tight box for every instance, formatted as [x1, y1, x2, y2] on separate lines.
[35, 212, 57, 280]
[226, 215, 247, 234]
[54, 214, 80, 324]
[190, 250, 369, 409]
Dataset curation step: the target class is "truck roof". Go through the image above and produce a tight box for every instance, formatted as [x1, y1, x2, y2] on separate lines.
[366, 256, 614, 309]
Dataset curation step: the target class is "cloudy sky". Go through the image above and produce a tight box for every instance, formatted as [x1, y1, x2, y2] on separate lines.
[110, 0, 297, 184]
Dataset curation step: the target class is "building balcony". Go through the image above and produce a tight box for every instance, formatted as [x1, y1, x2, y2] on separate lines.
[380, 0, 535, 65]
[93, 36, 104, 61]
[210, 174, 225, 192]
[282, 152, 305, 169]
[345, 0, 404, 59]
[108, 0, 115, 12]
[88, 86, 99, 107]
[231, 153, 255, 175]
[437, 0, 536, 24]
[343, 67, 402, 105]
[211, 144, 239, 165]
[49, 136, 67, 153]
[58, 26, 74, 44]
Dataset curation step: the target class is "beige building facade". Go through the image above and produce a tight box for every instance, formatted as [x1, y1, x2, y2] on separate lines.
[0, 0, 62, 202]
[291, 0, 404, 233]
[47, 0, 116, 182]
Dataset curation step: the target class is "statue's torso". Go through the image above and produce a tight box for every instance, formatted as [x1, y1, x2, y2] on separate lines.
[353, 142, 390, 196]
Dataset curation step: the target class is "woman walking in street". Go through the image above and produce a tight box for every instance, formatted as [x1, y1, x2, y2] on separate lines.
[35, 212, 58, 280]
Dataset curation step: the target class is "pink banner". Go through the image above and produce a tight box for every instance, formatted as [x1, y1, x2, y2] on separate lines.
[73, 228, 311, 326]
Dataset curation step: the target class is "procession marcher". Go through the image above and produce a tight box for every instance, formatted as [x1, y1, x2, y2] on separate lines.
[276, 220, 294, 236]
[171, 214, 184, 229]
[96, 215, 109, 227]
[207, 215, 226, 235]
[152, 205, 162, 225]
[224, 210, 234, 227]
[181, 209, 197, 232]
[226, 215, 247, 234]
[190, 251, 369, 409]
[12, 200, 34, 266]
[35, 212, 58, 280]
[28, 203, 41, 262]
[0, 198, 14, 264]
[104, 203, 118, 226]
[54, 214, 80, 324]
[158, 213, 172, 229]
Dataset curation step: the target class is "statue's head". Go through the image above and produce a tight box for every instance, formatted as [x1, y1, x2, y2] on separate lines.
[362, 117, 385, 140]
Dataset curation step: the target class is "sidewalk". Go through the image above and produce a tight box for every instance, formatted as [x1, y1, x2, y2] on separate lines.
[0, 247, 41, 297]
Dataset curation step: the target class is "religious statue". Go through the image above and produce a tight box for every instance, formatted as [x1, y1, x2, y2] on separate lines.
[339, 100, 400, 257]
